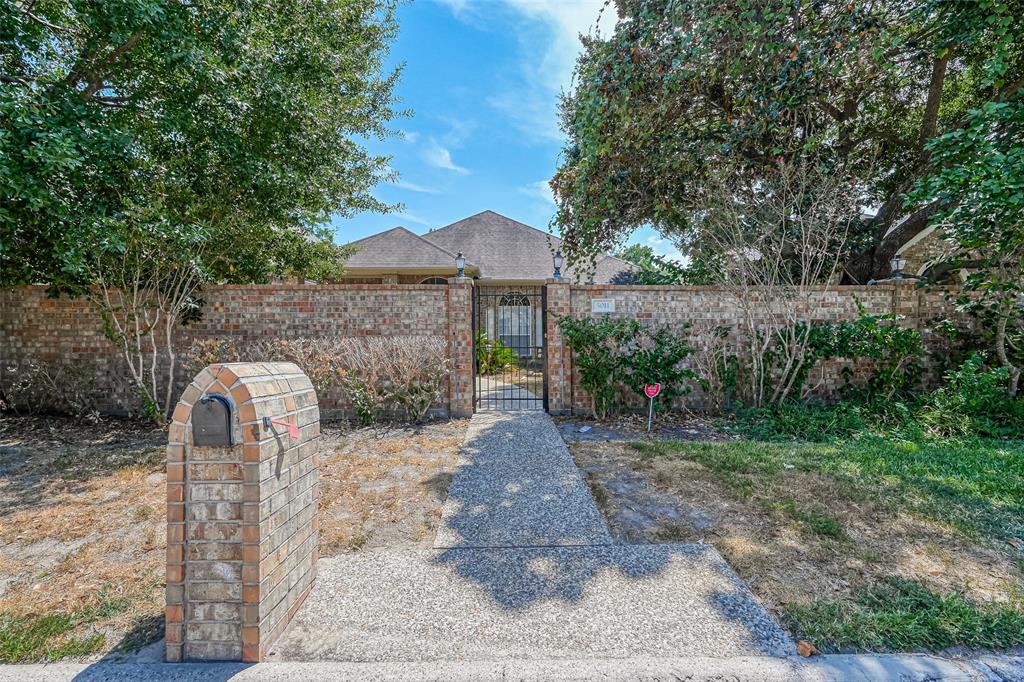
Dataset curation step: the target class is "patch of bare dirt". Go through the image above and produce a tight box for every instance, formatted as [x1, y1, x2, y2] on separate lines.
[317, 419, 469, 555]
[571, 440, 1023, 615]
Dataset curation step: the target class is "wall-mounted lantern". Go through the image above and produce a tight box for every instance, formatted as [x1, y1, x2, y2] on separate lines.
[553, 249, 564, 280]
[455, 251, 465, 278]
[890, 253, 908, 279]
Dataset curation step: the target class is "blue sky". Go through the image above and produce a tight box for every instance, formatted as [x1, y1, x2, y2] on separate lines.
[327, 0, 681, 261]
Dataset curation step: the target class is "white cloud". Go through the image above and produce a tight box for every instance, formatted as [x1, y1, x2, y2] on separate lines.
[394, 179, 439, 194]
[396, 211, 432, 226]
[400, 130, 420, 143]
[518, 179, 555, 205]
[440, 0, 616, 144]
[645, 235, 686, 263]
[438, 117, 477, 147]
[422, 138, 470, 175]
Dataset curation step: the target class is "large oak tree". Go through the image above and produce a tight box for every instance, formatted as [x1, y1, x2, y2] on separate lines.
[551, 0, 1023, 283]
[1, 0, 401, 290]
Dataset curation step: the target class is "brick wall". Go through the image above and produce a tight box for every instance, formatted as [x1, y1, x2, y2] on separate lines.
[1, 281, 964, 419]
[562, 282, 962, 413]
[0, 284, 460, 418]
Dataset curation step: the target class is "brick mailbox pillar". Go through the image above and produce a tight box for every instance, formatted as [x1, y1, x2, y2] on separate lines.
[165, 362, 321, 662]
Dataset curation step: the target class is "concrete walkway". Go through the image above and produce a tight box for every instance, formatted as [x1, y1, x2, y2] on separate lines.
[270, 410, 797, 661]
[476, 376, 543, 411]
[434, 411, 612, 547]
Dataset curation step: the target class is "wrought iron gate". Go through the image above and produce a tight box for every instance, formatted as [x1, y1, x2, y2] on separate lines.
[473, 286, 547, 411]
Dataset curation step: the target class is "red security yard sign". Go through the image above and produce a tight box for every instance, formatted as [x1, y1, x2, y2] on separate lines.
[644, 383, 661, 432]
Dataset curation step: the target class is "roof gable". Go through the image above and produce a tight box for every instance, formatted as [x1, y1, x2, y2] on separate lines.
[344, 226, 467, 271]
[422, 211, 633, 282]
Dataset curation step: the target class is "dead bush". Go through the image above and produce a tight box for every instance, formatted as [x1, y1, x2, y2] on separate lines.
[180, 335, 450, 423]
[1, 358, 103, 422]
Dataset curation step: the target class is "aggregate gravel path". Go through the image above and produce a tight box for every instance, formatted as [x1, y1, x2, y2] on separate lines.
[270, 411, 796, 662]
[269, 544, 796, 661]
[433, 411, 613, 548]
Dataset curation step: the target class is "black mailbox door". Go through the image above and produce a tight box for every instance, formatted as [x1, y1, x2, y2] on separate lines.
[192, 394, 235, 447]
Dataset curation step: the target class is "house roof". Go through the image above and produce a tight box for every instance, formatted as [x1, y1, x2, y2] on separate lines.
[344, 226, 474, 272]
[421, 210, 633, 282]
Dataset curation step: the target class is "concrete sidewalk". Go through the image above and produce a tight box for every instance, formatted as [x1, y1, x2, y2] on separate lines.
[5, 654, 1023, 681]
[268, 544, 794, 661]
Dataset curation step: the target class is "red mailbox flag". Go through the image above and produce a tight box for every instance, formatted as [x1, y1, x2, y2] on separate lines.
[644, 383, 662, 398]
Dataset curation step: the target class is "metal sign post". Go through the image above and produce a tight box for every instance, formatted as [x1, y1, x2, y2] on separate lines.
[644, 383, 661, 432]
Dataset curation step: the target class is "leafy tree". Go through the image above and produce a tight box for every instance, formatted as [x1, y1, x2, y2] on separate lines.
[612, 243, 719, 285]
[552, 0, 1023, 283]
[909, 100, 1024, 396]
[1, 0, 400, 290]
[0, 0, 402, 419]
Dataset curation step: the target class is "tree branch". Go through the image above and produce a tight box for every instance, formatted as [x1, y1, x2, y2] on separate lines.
[21, 9, 71, 33]
[81, 31, 143, 97]
[919, 52, 949, 149]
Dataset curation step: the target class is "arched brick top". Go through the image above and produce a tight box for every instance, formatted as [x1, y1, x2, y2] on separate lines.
[166, 362, 321, 663]
[168, 362, 318, 450]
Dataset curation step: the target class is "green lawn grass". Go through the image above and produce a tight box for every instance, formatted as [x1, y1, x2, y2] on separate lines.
[632, 436, 1024, 542]
[0, 592, 130, 663]
[631, 434, 1024, 652]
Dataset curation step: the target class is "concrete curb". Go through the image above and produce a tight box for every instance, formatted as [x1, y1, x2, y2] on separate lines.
[1, 654, 1021, 681]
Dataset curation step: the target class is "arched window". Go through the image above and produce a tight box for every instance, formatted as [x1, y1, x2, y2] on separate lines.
[498, 291, 531, 354]
[420, 276, 448, 285]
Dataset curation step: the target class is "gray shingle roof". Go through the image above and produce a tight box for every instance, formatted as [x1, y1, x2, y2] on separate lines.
[344, 226, 469, 270]
[421, 211, 633, 283]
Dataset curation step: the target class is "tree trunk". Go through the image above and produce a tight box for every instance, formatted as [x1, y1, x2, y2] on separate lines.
[995, 313, 1022, 398]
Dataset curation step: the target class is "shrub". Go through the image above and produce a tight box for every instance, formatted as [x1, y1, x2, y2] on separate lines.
[620, 325, 703, 411]
[183, 337, 341, 400]
[474, 330, 517, 375]
[1, 358, 103, 422]
[378, 337, 450, 422]
[558, 316, 641, 419]
[558, 315, 703, 419]
[917, 353, 1024, 438]
[180, 339, 242, 377]
[181, 335, 451, 424]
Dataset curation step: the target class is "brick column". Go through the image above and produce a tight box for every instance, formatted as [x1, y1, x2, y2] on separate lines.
[545, 279, 572, 415]
[447, 277, 474, 417]
[166, 362, 320, 663]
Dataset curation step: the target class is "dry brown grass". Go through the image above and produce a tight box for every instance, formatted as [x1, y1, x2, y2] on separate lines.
[572, 441, 1022, 614]
[0, 416, 469, 661]
[318, 425, 467, 555]
[0, 416, 167, 660]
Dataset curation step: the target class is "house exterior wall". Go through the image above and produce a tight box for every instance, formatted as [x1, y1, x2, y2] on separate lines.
[1, 281, 963, 418]
[898, 228, 956, 276]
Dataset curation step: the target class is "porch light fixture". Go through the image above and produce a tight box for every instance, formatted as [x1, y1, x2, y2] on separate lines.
[455, 251, 465, 278]
[553, 249, 564, 280]
[890, 253, 907, 279]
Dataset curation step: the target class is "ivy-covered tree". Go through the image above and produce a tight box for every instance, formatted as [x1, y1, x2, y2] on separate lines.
[552, 0, 1023, 283]
[0, 0, 400, 290]
[909, 100, 1024, 396]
